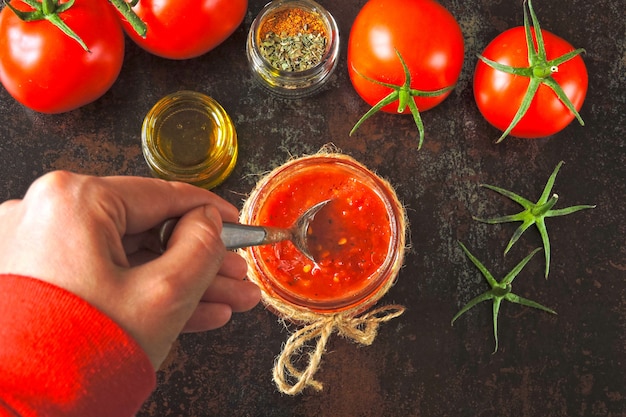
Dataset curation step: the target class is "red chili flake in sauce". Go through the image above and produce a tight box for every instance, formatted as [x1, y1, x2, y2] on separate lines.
[256, 166, 391, 301]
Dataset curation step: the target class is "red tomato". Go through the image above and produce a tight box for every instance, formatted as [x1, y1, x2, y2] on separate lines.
[347, 0, 464, 113]
[473, 27, 588, 138]
[120, 0, 248, 60]
[0, 0, 125, 114]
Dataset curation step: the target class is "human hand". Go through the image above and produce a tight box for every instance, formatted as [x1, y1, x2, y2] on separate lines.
[0, 171, 261, 369]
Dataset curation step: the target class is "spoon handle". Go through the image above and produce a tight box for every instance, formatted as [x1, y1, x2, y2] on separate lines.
[221, 222, 277, 249]
[158, 218, 290, 252]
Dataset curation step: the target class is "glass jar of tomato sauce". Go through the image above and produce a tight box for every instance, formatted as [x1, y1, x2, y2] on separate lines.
[240, 154, 406, 314]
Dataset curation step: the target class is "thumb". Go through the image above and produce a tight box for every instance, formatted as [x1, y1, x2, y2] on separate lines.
[158, 204, 227, 295]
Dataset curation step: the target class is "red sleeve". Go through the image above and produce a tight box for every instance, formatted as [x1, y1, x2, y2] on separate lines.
[0, 274, 156, 417]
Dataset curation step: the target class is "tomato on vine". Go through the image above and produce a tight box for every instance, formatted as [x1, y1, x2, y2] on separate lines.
[473, 0, 588, 142]
[119, 0, 248, 60]
[0, 0, 128, 114]
[347, 0, 465, 149]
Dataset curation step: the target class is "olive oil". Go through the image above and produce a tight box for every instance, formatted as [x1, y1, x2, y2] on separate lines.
[142, 91, 237, 189]
[156, 108, 215, 167]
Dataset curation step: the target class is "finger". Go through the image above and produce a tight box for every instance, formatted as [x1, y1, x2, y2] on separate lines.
[181, 303, 233, 333]
[122, 232, 162, 255]
[200, 275, 261, 313]
[122, 204, 229, 363]
[122, 226, 249, 271]
[101, 176, 240, 234]
[134, 205, 226, 301]
[0, 199, 21, 213]
[122, 235, 250, 271]
[125, 249, 160, 267]
[217, 251, 249, 279]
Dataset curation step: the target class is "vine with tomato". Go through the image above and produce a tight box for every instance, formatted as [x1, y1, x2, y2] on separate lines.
[0, 0, 247, 112]
[473, 0, 587, 142]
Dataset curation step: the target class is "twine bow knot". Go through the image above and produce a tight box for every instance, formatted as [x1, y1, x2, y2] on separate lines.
[273, 304, 406, 395]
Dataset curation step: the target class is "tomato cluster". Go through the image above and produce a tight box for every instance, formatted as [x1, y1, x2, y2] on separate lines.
[0, 0, 246, 113]
[0, 0, 588, 143]
[347, 0, 464, 149]
[347, 0, 587, 144]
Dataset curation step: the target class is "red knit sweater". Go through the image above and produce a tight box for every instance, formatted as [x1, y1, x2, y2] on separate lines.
[0, 274, 156, 417]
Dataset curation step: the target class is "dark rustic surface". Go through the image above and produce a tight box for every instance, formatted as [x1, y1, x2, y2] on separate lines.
[1, 0, 624, 416]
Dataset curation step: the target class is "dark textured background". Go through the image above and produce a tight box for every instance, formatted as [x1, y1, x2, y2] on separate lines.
[1, 0, 624, 416]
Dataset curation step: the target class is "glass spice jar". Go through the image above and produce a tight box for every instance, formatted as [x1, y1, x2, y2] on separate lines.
[239, 154, 406, 314]
[246, 0, 340, 98]
[141, 91, 238, 189]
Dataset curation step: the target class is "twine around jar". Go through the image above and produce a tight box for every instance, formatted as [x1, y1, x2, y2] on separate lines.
[271, 304, 406, 395]
[239, 149, 408, 395]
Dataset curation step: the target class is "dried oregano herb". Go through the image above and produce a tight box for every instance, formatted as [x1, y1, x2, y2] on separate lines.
[259, 8, 327, 72]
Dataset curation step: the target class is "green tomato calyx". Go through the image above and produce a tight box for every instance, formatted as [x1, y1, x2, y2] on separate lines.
[350, 49, 454, 150]
[452, 242, 556, 354]
[532, 62, 558, 78]
[5, 0, 90, 51]
[4, 0, 146, 53]
[477, 0, 585, 143]
[108, 0, 147, 38]
[473, 161, 596, 279]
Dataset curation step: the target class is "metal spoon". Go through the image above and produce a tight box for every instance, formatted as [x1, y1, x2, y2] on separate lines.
[158, 199, 332, 262]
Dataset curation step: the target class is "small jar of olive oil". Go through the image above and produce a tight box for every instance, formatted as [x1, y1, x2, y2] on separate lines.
[142, 91, 238, 189]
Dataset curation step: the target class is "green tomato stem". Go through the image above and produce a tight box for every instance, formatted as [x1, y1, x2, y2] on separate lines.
[108, 0, 146, 38]
[4, 0, 89, 51]
[452, 243, 555, 353]
[480, 0, 586, 142]
[350, 49, 455, 150]
[46, 11, 89, 52]
[532, 63, 557, 78]
[473, 161, 595, 279]
[531, 194, 558, 216]
[41, 0, 52, 14]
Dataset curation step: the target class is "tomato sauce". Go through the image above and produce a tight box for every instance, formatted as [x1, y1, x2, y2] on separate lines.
[256, 164, 392, 302]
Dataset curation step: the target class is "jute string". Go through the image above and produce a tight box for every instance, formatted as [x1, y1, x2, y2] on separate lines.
[239, 149, 408, 395]
[272, 304, 406, 395]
